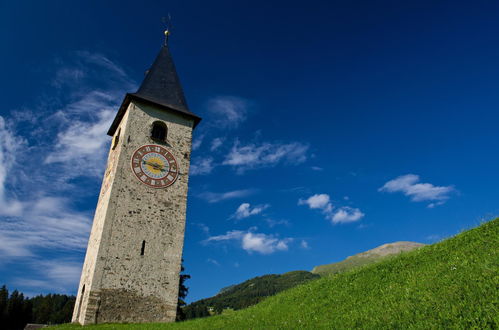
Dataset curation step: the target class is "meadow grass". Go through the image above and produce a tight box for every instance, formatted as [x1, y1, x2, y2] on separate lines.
[53, 218, 499, 329]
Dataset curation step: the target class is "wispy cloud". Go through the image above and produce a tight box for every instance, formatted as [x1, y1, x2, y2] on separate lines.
[264, 218, 290, 227]
[0, 50, 134, 293]
[197, 189, 257, 203]
[300, 240, 310, 249]
[44, 102, 115, 178]
[192, 133, 204, 151]
[204, 229, 292, 255]
[14, 259, 83, 294]
[379, 174, 455, 207]
[192, 223, 210, 235]
[77, 52, 129, 79]
[190, 157, 215, 176]
[231, 203, 269, 220]
[207, 96, 249, 129]
[223, 140, 309, 173]
[206, 258, 220, 266]
[210, 137, 225, 151]
[298, 193, 365, 224]
[0, 196, 91, 261]
[0, 117, 24, 216]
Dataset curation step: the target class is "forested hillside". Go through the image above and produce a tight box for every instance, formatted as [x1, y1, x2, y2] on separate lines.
[0, 286, 75, 330]
[183, 270, 319, 319]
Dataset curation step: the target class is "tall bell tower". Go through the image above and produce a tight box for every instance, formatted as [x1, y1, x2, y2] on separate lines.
[72, 42, 201, 325]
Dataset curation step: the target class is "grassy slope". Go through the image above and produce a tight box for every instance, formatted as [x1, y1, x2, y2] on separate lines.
[54, 218, 499, 329]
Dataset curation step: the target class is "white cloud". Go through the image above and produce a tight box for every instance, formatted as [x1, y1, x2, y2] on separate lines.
[197, 189, 256, 203]
[193, 223, 210, 235]
[14, 259, 83, 294]
[331, 206, 365, 224]
[0, 196, 91, 261]
[52, 68, 86, 88]
[40, 50, 137, 181]
[242, 232, 290, 254]
[44, 102, 115, 177]
[206, 258, 220, 266]
[311, 166, 323, 171]
[210, 137, 224, 151]
[300, 240, 310, 249]
[427, 201, 445, 209]
[207, 96, 249, 129]
[205, 229, 292, 255]
[0, 116, 24, 216]
[223, 140, 309, 173]
[205, 230, 245, 242]
[192, 133, 204, 151]
[77, 52, 129, 80]
[379, 174, 454, 206]
[190, 157, 215, 176]
[232, 203, 269, 219]
[298, 194, 332, 212]
[265, 218, 290, 227]
[0, 52, 132, 260]
[299, 193, 364, 225]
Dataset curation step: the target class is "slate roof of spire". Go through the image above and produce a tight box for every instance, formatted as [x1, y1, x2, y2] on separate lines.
[108, 45, 201, 136]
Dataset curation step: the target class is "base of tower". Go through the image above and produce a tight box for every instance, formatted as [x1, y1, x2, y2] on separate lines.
[77, 288, 177, 325]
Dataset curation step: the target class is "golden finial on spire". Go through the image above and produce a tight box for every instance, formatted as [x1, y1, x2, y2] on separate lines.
[162, 14, 172, 46]
[164, 29, 170, 45]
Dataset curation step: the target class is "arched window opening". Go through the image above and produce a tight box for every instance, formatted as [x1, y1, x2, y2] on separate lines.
[151, 121, 167, 141]
[112, 128, 121, 150]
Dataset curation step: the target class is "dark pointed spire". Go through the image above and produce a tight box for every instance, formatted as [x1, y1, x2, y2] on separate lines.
[133, 45, 190, 112]
[108, 45, 201, 136]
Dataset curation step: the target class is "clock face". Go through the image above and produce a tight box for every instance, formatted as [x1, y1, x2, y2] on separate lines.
[131, 144, 179, 188]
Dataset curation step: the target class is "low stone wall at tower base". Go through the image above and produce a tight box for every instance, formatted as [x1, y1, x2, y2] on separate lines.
[81, 288, 177, 325]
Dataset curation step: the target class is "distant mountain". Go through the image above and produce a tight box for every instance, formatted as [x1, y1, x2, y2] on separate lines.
[183, 271, 319, 319]
[312, 241, 425, 276]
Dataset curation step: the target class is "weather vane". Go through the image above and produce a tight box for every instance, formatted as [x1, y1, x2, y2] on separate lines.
[162, 14, 172, 46]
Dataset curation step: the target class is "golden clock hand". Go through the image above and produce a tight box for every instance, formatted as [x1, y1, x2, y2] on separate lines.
[142, 160, 167, 172]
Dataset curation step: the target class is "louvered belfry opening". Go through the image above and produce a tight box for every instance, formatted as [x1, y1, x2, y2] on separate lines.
[151, 121, 167, 141]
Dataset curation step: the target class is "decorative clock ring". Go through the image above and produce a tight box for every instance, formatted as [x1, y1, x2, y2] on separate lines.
[131, 144, 179, 188]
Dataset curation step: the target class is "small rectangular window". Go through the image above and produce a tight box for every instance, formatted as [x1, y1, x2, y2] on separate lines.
[141, 240, 146, 256]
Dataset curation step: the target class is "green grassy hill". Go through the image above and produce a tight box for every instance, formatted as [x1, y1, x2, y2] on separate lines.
[53, 218, 499, 329]
[312, 241, 425, 276]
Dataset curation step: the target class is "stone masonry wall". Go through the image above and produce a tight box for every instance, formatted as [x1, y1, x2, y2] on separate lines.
[72, 105, 131, 324]
[72, 100, 193, 324]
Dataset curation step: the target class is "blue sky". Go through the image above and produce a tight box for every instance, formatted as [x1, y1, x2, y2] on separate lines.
[1, 0, 499, 302]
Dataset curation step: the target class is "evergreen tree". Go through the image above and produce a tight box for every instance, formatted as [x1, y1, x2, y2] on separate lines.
[0, 285, 75, 328]
[0, 285, 8, 326]
[6, 290, 27, 330]
[176, 260, 191, 321]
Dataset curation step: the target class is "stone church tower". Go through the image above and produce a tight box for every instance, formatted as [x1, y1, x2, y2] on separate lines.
[72, 44, 201, 325]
